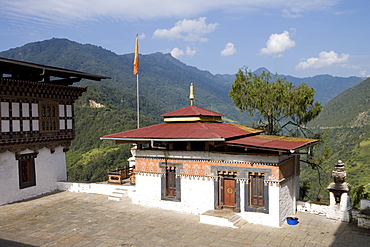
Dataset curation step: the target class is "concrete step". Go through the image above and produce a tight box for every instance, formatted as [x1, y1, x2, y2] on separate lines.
[233, 218, 248, 228]
[108, 187, 128, 201]
[200, 210, 247, 228]
[228, 214, 247, 228]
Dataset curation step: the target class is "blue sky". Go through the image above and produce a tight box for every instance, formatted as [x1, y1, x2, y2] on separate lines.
[1, 0, 369, 77]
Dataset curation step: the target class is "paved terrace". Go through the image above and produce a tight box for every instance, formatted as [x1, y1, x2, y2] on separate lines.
[0, 191, 369, 247]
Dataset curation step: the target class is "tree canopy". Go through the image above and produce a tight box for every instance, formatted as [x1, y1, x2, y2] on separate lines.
[229, 68, 322, 135]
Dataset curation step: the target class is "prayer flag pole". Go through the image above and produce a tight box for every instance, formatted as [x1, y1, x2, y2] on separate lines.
[133, 34, 140, 128]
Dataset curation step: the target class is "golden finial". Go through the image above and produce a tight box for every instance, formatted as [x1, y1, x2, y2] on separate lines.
[189, 83, 195, 106]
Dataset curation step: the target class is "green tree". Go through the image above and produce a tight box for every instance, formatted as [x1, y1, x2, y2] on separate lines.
[229, 67, 322, 135]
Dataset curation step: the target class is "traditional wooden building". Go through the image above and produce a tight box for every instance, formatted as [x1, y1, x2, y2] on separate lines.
[102, 104, 318, 227]
[0, 57, 109, 205]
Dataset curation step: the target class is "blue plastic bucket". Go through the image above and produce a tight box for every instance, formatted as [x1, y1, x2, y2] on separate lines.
[286, 217, 299, 225]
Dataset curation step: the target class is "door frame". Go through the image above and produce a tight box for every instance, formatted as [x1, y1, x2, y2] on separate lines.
[216, 175, 240, 212]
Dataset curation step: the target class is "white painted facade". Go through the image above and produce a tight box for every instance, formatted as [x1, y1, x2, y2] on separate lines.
[130, 149, 299, 227]
[0, 146, 66, 205]
[132, 174, 215, 214]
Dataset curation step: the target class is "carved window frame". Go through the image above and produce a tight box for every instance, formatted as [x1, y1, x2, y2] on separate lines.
[39, 101, 59, 132]
[1, 100, 40, 133]
[245, 172, 269, 214]
[160, 162, 181, 202]
[17, 153, 38, 189]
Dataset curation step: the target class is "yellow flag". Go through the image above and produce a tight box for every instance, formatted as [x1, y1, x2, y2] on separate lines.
[133, 35, 139, 75]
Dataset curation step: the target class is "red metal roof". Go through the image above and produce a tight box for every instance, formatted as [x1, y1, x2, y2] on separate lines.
[226, 135, 319, 151]
[161, 105, 224, 117]
[102, 105, 318, 152]
[102, 122, 262, 140]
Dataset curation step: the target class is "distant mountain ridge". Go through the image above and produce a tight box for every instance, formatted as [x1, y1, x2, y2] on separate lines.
[1, 38, 364, 107]
[217, 68, 364, 106]
[1, 38, 368, 190]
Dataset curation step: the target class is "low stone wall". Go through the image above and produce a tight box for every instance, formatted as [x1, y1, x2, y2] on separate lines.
[361, 199, 370, 209]
[297, 201, 329, 215]
[358, 199, 370, 229]
[57, 181, 136, 197]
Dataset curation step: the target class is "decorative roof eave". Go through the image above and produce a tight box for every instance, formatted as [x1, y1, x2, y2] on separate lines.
[0, 57, 111, 85]
[163, 116, 223, 122]
[288, 141, 320, 153]
[100, 137, 225, 143]
[227, 143, 314, 154]
[160, 105, 224, 118]
[225, 136, 320, 153]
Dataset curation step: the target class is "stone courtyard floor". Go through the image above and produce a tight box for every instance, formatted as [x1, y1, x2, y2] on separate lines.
[0, 191, 369, 247]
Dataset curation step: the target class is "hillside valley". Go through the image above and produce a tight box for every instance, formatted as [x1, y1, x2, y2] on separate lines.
[0, 38, 368, 202]
[303, 77, 370, 202]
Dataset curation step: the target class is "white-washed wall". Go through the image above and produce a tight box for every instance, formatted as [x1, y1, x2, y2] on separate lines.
[133, 174, 161, 204]
[279, 178, 295, 226]
[239, 185, 281, 227]
[0, 151, 19, 205]
[0, 147, 66, 205]
[57, 182, 136, 197]
[180, 177, 214, 213]
[297, 201, 329, 215]
[132, 174, 214, 214]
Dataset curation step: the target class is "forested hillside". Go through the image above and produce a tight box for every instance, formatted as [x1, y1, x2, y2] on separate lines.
[1, 38, 368, 193]
[0, 38, 250, 181]
[303, 78, 370, 203]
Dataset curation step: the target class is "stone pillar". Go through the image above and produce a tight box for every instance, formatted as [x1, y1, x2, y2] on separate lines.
[326, 160, 351, 222]
[128, 145, 137, 185]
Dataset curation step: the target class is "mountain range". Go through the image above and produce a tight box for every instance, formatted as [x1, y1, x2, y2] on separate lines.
[1, 38, 368, 202]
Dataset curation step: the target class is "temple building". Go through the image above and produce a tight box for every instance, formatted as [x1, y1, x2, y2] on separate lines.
[0, 57, 109, 205]
[102, 92, 318, 227]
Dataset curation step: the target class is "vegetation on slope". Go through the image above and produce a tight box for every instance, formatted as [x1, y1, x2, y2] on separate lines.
[1, 38, 368, 195]
[302, 78, 370, 203]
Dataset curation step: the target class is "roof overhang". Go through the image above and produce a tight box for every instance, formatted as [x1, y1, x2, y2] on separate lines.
[164, 116, 222, 122]
[0, 57, 111, 85]
[225, 135, 320, 153]
[100, 137, 225, 142]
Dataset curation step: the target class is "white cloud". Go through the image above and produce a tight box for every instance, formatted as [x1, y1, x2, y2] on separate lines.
[296, 51, 350, 70]
[359, 71, 370, 78]
[153, 17, 218, 43]
[138, 33, 146, 39]
[171, 47, 197, 59]
[186, 47, 197, 57]
[1, 1, 340, 26]
[171, 47, 184, 59]
[259, 30, 295, 56]
[221, 43, 236, 56]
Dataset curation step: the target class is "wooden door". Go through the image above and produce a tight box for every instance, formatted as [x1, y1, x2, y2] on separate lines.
[223, 178, 236, 209]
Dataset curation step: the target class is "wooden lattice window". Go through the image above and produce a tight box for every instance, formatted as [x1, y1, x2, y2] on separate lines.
[160, 162, 181, 202]
[59, 104, 73, 130]
[17, 153, 37, 189]
[166, 166, 177, 198]
[40, 102, 58, 132]
[1, 101, 40, 133]
[250, 174, 265, 207]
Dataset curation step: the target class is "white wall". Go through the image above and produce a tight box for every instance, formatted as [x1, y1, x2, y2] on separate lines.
[132, 150, 297, 227]
[57, 181, 136, 197]
[0, 147, 66, 205]
[279, 178, 295, 225]
[132, 174, 214, 214]
[133, 173, 294, 227]
[240, 185, 281, 227]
